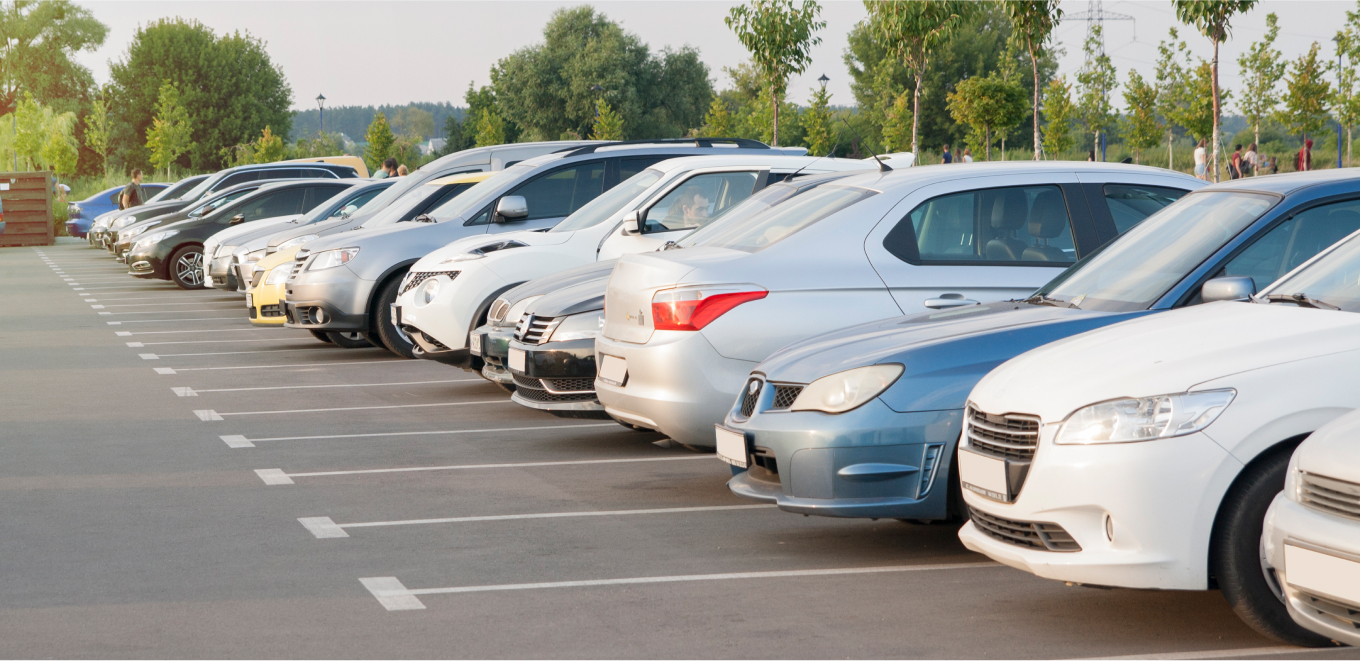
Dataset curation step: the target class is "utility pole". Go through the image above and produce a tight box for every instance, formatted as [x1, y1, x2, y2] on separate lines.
[1065, 0, 1134, 162]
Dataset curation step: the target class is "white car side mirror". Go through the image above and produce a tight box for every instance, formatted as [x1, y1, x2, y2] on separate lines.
[621, 210, 641, 235]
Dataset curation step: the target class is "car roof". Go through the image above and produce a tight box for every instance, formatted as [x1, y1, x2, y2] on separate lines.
[426, 171, 498, 186]
[252, 178, 362, 192]
[510, 140, 783, 170]
[827, 160, 1202, 193]
[1197, 168, 1360, 196]
[646, 154, 873, 174]
[417, 140, 602, 172]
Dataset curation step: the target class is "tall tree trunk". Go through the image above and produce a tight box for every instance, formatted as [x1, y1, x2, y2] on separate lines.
[1210, 38, 1222, 183]
[985, 127, 992, 161]
[771, 87, 780, 147]
[1031, 47, 1041, 160]
[1169, 127, 1174, 169]
[1349, 127, 1352, 167]
[911, 70, 922, 156]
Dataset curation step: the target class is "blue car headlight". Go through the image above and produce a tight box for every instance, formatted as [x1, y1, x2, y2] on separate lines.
[789, 364, 905, 414]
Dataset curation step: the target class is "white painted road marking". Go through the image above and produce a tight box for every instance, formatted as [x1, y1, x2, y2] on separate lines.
[135, 337, 314, 346]
[154, 367, 176, 374]
[140, 354, 158, 360]
[117, 327, 273, 335]
[90, 304, 104, 309]
[219, 423, 617, 447]
[176, 379, 477, 394]
[220, 435, 253, 448]
[217, 400, 513, 417]
[298, 517, 349, 538]
[126, 342, 144, 347]
[259, 455, 708, 485]
[115, 331, 132, 336]
[99, 309, 241, 315]
[194, 410, 224, 421]
[156, 359, 412, 373]
[149, 347, 354, 358]
[172, 387, 197, 397]
[98, 301, 242, 307]
[360, 563, 1001, 610]
[305, 504, 774, 538]
[108, 317, 246, 324]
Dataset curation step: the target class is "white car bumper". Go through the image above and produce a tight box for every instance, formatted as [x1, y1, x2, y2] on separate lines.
[1263, 491, 1360, 646]
[958, 430, 1243, 590]
[397, 267, 507, 352]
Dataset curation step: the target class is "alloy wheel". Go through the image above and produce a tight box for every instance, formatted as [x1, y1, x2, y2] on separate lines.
[176, 251, 204, 287]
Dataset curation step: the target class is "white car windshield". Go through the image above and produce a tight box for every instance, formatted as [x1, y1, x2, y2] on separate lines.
[550, 169, 663, 233]
[1261, 222, 1360, 313]
[683, 185, 878, 252]
[1037, 191, 1276, 312]
[428, 165, 535, 222]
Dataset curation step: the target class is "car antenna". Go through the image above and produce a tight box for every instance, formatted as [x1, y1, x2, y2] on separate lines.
[786, 131, 844, 179]
[839, 117, 891, 172]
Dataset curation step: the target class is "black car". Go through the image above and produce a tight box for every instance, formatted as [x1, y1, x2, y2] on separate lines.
[109, 179, 299, 263]
[127, 179, 356, 289]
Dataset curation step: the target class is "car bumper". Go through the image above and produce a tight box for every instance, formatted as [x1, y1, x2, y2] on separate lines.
[397, 268, 502, 353]
[1263, 493, 1360, 646]
[507, 337, 607, 418]
[208, 256, 237, 290]
[126, 243, 172, 279]
[283, 267, 374, 332]
[958, 430, 1242, 590]
[248, 280, 287, 327]
[593, 332, 756, 447]
[723, 402, 960, 520]
[472, 325, 516, 382]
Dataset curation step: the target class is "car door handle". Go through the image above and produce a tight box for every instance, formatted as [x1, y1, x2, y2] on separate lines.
[924, 293, 980, 309]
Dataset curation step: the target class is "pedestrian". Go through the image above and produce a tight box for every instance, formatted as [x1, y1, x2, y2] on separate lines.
[1230, 144, 1244, 179]
[1297, 139, 1313, 172]
[384, 157, 398, 178]
[1243, 143, 1258, 176]
[1270, 155, 1279, 175]
[1194, 139, 1208, 180]
[396, 164, 408, 177]
[1087, 150, 1096, 162]
[120, 169, 145, 210]
[941, 144, 953, 164]
[962, 148, 974, 163]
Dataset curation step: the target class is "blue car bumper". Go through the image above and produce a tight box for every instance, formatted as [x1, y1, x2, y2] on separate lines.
[724, 401, 963, 520]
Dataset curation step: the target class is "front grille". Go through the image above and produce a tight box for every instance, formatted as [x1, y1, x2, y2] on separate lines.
[739, 378, 762, 417]
[751, 446, 778, 474]
[969, 507, 1081, 552]
[543, 377, 595, 393]
[512, 373, 596, 402]
[401, 270, 459, 295]
[772, 385, 803, 409]
[512, 374, 542, 390]
[260, 304, 282, 318]
[488, 298, 511, 323]
[513, 314, 561, 344]
[1295, 588, 1360, 629]
[1300, 472, 1360, 521]
[965, 405, 1040, 461]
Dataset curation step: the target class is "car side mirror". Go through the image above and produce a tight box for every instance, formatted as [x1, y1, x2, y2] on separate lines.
[494, 195, 528, 223]
[621, 210, 641, 235]
[1202, 276, 1255, 303]
[229, 213, 246, 225]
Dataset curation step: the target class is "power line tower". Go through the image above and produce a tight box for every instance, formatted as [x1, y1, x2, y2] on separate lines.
[1065, 0, 1134, 160]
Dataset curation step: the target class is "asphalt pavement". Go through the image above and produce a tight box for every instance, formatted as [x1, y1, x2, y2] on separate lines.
[1, 241, 1357, 659]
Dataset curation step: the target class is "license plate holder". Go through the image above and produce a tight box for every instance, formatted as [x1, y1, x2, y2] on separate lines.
[599, 354, 627, 386]
[508, 347, 526, 373]
[391, 303, 402, 326]
[715, 426, 748, 468]
[469, 332, 482, 355]
[1286, 544, 1360, 606]
[959, 448, 1013, 502]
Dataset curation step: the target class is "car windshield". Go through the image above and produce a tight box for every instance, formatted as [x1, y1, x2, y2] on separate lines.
[428, 164, 535, 222]
[550, 169, 663, 233]
[682, 184, 878, 252]
[154, 177, 203, 202]
[189, 188, 256, 217]
[1260, 229, 1360, 312]
[1036, 191, 1276, 312]
[353, 169, 439, 214]
[678, 178, 837, 248]
[360, 181, 463, 228]
[178, 172, 227, 203]
[144, 184, 175, 204]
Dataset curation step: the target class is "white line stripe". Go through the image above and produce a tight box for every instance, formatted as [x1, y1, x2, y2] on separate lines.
[254, 469, 293, 485]
[186, 379, 478, 393]
[136, 337, 314, 346]
[150, 347, 356, 358]
[109, 317, 248, 324]
[89, 296, 240, 302]
[172, 387, 197, 397]
[99, 301, 243, 307]
[194, 409, 224, 421]
[1090, 645, 1332, 660]
[332, 504, 774, 533]
[299, 517, 349, 538]
[231, 422, 617, 444]
[118, 327, 274, 335]
[98, 308, 242, 315]
[279, 455, 709, 480]
[220, 400, 513, 417]
[360, 577, 426, 611]
[160, 359, 410, 372]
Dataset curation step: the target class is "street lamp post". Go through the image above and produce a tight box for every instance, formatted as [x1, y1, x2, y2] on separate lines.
[818, 73, 829, 91]
[316, 94, 327, 136]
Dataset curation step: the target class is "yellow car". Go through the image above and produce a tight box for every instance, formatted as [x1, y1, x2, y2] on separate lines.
[246, 246, 300, 327]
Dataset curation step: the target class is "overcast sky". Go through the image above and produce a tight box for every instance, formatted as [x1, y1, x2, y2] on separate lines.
[73, 1, 1356, 114]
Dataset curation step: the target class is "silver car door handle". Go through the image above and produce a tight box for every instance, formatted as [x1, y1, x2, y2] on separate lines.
[924, 293, 980, 309]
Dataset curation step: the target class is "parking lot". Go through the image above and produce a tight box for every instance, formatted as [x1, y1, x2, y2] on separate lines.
[1, 241, 1355, 659]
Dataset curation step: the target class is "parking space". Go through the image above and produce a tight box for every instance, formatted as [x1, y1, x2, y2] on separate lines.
[3, 243, 1357, 658]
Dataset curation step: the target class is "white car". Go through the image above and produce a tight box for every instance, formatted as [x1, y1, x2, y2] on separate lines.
[394, 154, 878, 365]
[202, 213, 302, 289]
[958, 179, 1360, 646]
[1264, 409, 1360, 647]
[593, 162, 1199, 448]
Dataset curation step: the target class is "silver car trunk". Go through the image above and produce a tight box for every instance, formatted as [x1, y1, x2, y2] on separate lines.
[603, 252, 696, 344]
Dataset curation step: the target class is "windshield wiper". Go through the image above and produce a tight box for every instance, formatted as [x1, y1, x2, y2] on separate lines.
[661, 241, 681, 251]
[1025, 293, 1078, 309]
[1258, 293, 1340, 310]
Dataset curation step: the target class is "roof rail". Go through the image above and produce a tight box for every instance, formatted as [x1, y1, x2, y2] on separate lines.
[559, 137, 770, 158]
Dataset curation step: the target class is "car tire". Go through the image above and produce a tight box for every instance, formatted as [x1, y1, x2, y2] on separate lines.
[370, 276, 417, 359]
[1211, 448, 1332, 647]
[168, 245, 206, 290]
[309, 330, 333, 343]
[327, 331, 372, 349]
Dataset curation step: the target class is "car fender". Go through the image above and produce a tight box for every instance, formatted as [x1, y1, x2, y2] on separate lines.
[367, 258, 420, 316]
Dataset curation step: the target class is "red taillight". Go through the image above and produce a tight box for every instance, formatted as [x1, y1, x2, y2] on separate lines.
[651, 288, 767, 331]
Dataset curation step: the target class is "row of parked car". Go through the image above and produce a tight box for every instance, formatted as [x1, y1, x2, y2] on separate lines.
[83, 140, 1360, 647]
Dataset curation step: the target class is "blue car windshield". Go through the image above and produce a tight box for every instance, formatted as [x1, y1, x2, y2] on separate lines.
[1261, 228, 1360, 312]
[1036, 191, 1276, 312]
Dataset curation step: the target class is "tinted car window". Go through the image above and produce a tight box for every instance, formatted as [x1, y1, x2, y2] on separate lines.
[1222, 198, 1360, 289]
[218, 171, 259, 190]
[692, 185, 877, 253]
[222, 188, 306, 223]
[511, 161, 607, 220]
[417, 184, 474, 216]
[191, 188, 257, 217]
[1103, 184, 1190, 234]
[620, 157, 667, 182]
[643, 171, 759, 234]
[332, 187, 385, 218]
[885, 185, 1075, 264]
[302, 168, 337, 179]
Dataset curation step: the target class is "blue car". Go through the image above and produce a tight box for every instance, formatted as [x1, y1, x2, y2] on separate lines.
[65, 183, 169, 238]
[721, 169, 1360, 521]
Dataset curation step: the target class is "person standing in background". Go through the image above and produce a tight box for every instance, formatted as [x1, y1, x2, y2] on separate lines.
[120, 169, 144, 210]
[962, 148, 973, 163]
[941, 144, 953, 164]
[1244, 143, 1258, 176]
[1230, 145, 1243, 179]
[1297, 139, 1313, 171]
[1193, 139, 1207, 180]
[396, 165, 408, 177]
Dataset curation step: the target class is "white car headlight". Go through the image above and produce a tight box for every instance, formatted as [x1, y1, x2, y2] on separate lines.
[789, 364, 904, 414]
[245, 248, 267, 263]
[502, 295, 543, 327]
[112, 215, 138, 229]
[548, 311, 603, 342]
[133, 229, 179, 249]
[415, 277, 441, 305]
[276, 234, 318, 250]
[265, 265, 293, 285]
[440, 252, 484, 264]
[121, 223, 156, 240]
[307, 248, 359, 271]
[1055, 389, 1236, 445]
[217, 245, 239, 258]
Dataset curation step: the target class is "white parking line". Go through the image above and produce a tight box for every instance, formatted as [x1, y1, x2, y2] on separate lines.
[208, 399, 514, 418]
[99, 308, 242, 315]
[109, 317, 247, 324]
[218, 423, 616, 448]
[171, 378, 478, 396]
[359, 562, 1001, 610]
[303, 504, 774, 538]
[1091, 645, 1334, 660]
[118, 328, 274, 336]
[156, 359, 407, 374]
[257, 455, 705, 485]
[133, 337, 313, 346]
[143, 347, 358, 359]
[99, 301, 242, 307]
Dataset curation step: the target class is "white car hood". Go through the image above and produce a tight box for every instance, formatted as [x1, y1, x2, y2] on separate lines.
[409, 229, 569, 273]
[970, 301, 1360, 422]
[1296, 410, 1360, 485]
[208, 214, 303, 247]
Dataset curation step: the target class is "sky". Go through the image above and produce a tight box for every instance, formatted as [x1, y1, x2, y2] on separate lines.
[72, 1, 1358, 114]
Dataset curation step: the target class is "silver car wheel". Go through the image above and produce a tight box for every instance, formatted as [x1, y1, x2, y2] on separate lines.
[176, 251, 204, 286]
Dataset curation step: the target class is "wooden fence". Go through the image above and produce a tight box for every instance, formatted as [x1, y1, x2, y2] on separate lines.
[0, 172, 53, 247]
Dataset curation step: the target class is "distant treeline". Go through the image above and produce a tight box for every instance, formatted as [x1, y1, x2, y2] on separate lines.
[291, 102, 466, 142]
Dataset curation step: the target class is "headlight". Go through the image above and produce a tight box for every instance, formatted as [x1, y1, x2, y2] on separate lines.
[217, 245, 239, 258]
[1283, 448, 1303, 503]
[548, 311, 603, 342]
[121, 223, 156, 240]
[502, 295, 543, 327]
[133, 229, 179, 249]
[1055, 389, 1236, 445]
[68, 204, 81, 215]
[112, 215, 138, 229]
[415, 277, 441, 305]
[265, 265, 293, 285]
[789, 364, 904, 414]
[245, 248, 267, 263]
[277, 234, 317, 250]
[307, 248, 359, 271]
[440, 252, 484, 264]
[93, 218, 109, 229]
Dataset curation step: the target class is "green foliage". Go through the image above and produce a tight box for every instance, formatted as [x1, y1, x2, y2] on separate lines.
[491, 7, 712, 142]
[725, 0, 825, 146]
[948, 73, 1027, 160]
[1279, 42, 1334, 143]
[1156, 28, 1215, 149]
[83, 92, 110, 170]
[253, 126, 286, 163]
[1041, 76, 1076, 157]
[697, 97, 735, 138]
[145, 81, 193, 176]
[881, 91, 914, 153]
[1332, 6, 1360, 165]
[474, 108, 506, 148]
[292, 133, 344, 159]
[364, 112, 396, 170]
[0, 0, 107, 117]
[41, 109, 79, 175]
[1075, 25, 1117, 148]
[14, 93, 46, 169]
[291, 102, 461, 143]
[1003, 0, 1063, 158]
[390, 107, 435, 141]
[591, 100, 626, 140]
[863, 0, 973, 153]
[1121, 70, 1162, 163]
[802, 85, 834, 156]
[1237, 13, 1286, 144]
[438, 114, 471, 156]
[108, 18, 293, 170]
[1174, 0, 1255, 179]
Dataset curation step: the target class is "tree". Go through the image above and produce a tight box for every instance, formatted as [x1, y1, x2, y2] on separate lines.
[1156, 33, 1187, 168]
[83, 92, 110, 172]
[1002, 1, 1063, 159]
[40, 110, 79, 176]
[1237, 13, 1286, 158]
[1278, 42, 1333, 166]
[13, 93, 45, 170]
[882, 91, 913, 153]
[591, 99, 625, 140]
[1333, 9, 1360, 167]
[864, 0, 972, 155]
[1121, 70, 1162, 164]
[473, 108, 506, 147]
[363, 112, 396, 170]
[390, 107, 435, 140]
[0, 0, 107, 116]
[292, 132, 344, 160]
[253, 126, 286, 163]
[438, 114, 470, 156]
[1075, 25, 1117, 159]
[144, 81, 192, 177]
[947, 73, 1027, 160]
[697, 97, 735, 138]
[108, 19, 292, 170]
[725, 0, 825, 146]
[1041, 76, 1076, 158]
[802, 84, 834, 156]
[1174, 0, 1257, 182]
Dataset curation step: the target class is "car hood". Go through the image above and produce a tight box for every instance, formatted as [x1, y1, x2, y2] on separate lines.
[970, 301, 1360, 421]
[533, 276, 608, 317]
[256, 245, 302, 272]
[503, 260, 618, 311]
[209, 214, 303, 247]
[1295, 410, 1360, 485]
[410, 229, 562, 272]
